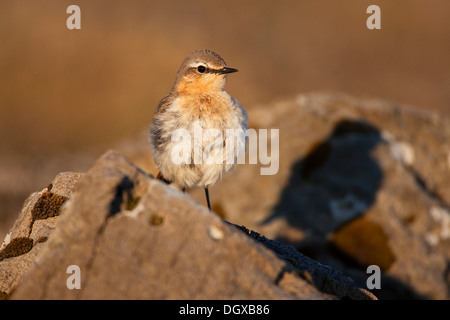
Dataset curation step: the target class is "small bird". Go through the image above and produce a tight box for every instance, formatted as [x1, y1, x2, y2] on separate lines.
[149, 49, 248, 211]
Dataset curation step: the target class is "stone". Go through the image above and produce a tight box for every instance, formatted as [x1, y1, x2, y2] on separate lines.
[4, 150, 373, 300]
[0, 172, 83, 298]
[3, 92, 450, 299]
[177, 93, 450, 299]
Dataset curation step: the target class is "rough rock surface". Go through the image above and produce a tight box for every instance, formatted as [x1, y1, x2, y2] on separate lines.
[184, 93, 450, 300]
[0, 172, 83, 298]
[119, 92, 450, 299]
[2, 91, 450, 300]
[1, 150, 374, 300]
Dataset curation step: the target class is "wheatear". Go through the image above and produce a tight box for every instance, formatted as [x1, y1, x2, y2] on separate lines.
[149, 49, 248, 211]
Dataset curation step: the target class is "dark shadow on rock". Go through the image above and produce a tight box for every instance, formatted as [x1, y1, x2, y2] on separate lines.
[340, 262, 430, 300]
[263, 119, 428, 299]
[109, 176, 135, 216]
[369, 276, 429, 300]
[264, 119, 383, 233]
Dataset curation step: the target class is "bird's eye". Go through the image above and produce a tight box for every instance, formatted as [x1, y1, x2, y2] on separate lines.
[197, 65, 206, 73]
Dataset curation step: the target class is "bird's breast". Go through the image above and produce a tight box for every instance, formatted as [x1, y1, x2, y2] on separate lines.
[175, 92, 236, 126]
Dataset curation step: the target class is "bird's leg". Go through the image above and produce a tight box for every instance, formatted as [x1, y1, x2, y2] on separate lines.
[205, 188, 211, 211]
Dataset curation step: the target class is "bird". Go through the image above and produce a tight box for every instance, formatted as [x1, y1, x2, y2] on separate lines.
[149, 49, 248, 211]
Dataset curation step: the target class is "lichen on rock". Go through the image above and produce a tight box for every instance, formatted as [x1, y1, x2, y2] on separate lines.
[0, 237, 33, 261]
[31, 190, 68, 220]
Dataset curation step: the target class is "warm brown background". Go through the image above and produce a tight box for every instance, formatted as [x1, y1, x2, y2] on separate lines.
[0, 1, 449, 237]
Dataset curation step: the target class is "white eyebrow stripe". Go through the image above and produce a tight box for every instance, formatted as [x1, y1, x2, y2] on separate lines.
[189, 61, 208, 68]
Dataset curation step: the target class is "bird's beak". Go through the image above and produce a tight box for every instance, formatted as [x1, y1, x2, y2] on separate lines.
[217, 67, 238, 74]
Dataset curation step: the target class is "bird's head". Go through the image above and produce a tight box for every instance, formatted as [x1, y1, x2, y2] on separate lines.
[173, 49, 238, 94]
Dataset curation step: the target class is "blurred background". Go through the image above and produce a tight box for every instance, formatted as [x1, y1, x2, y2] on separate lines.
[0, 0, 449, 267]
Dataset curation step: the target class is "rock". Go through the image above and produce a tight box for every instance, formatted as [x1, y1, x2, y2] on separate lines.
[2, 150, 374, 300]
[2, 91, 450, 299]
[132, 92, 449, 300]
[0, 153, 96, 242]
[0, 172, 83, 299]
[328, 215, 396, 271]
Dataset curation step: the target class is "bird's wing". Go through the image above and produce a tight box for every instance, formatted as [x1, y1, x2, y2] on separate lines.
[154, 93, 175, 114]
